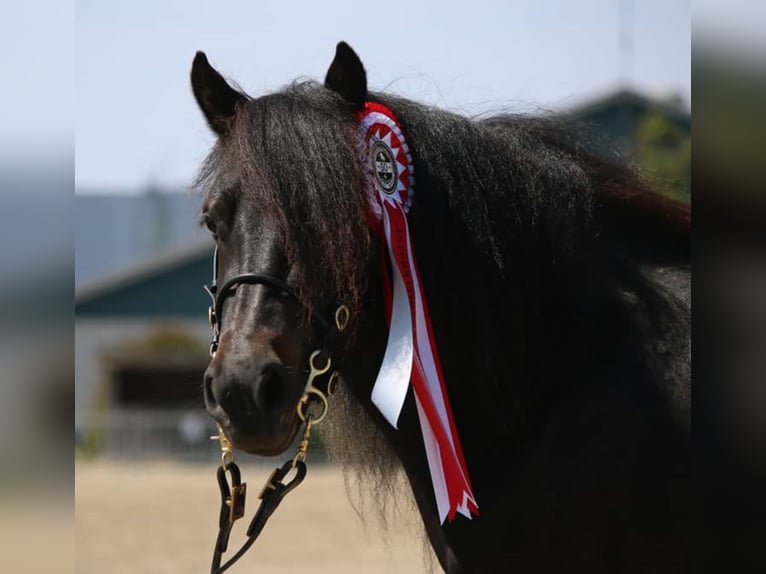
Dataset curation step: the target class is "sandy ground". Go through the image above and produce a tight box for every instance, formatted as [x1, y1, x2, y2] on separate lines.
[76, 460, 434, 574]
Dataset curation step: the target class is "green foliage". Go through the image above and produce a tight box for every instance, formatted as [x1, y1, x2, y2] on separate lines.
[632, 111, 691, 203]
[693, 55, 766, 194]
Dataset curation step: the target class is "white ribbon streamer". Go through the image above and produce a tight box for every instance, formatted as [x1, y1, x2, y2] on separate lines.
[370, 208, 414, 428]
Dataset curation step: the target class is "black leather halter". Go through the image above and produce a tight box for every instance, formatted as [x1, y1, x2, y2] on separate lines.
[203, 247, 335, 357]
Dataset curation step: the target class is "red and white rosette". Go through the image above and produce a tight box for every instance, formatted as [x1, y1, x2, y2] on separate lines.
[357, 102, 479, 523]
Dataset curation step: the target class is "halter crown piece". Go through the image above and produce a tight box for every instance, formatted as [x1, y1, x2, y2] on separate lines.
[357, 102, 478, 522]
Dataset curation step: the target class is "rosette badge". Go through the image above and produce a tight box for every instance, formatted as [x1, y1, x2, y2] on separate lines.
[373, 144, 397, 193]
[359, 103, 414, 218]
[357, 102, 477, 523]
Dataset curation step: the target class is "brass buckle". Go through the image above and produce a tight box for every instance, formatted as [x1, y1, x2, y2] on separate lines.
[228, 483, 247, 523]
[258, 467, 281, 499]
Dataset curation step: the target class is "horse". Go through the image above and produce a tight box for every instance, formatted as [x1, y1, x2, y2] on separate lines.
[190, 42, 690, 573]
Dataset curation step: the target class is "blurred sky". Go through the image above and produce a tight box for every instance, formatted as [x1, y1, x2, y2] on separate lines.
[75, 0, 690, 192]
[1, 1, 73, 163]
[694, 0, 766, 53]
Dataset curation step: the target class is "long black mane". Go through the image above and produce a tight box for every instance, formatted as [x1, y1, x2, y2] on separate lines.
[197, 78, 689, 431]
[196, 80, 605, 313]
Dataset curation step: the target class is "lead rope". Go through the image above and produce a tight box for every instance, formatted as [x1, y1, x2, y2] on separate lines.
[208, 306, 349, 574]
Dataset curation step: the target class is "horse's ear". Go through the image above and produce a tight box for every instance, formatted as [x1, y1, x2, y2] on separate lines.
[191, 51, 246, 136]
[324, 42, 367, 109]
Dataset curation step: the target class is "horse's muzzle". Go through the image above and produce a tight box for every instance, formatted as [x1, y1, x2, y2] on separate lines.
[203, 357, 300, 455]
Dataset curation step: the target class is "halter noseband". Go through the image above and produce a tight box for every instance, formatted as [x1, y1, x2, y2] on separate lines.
[203, 246, 349, 574]
[204, 247, 342, 358]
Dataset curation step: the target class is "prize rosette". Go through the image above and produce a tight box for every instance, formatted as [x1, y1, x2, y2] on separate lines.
[357, 102, 478, 523]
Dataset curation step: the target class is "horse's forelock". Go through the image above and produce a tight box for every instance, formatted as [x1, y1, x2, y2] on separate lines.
[208, 82, 372, 325]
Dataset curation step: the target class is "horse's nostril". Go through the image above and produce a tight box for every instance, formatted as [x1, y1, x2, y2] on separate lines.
[204, 361, 288, 423]
[203, 370, 217, 410]
[216, 380, 257, 423]
[205, 361, 256, 422]
[256, 364, 287, 410]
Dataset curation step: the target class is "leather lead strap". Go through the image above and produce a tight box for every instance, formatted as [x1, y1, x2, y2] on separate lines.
[211, 460, 307, 574]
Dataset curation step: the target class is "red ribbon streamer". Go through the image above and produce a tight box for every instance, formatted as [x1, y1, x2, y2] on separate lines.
[359, 102, 478, 522]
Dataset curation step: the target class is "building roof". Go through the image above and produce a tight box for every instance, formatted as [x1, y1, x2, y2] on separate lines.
[76, 189, 206, 284]
[565, 87, 690, 128]
[558, 87, 690, 159]
[76, 238, 214, 318]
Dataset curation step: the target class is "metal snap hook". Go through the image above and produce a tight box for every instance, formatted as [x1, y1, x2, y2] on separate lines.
[211, 424, 235, 470]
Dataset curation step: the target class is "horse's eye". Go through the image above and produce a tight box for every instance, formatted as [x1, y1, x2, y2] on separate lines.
[200, 214, 218, 238]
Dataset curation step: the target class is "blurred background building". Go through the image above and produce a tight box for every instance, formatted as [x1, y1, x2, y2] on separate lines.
[568, 88, 691, 201]
[76, 237, 213, 459]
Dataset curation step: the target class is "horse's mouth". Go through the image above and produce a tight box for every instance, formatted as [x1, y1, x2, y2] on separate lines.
[213, 407, 302, 457]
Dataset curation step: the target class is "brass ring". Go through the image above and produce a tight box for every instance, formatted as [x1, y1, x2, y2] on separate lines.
[327, 371, 339, 396]
[296, 391, 328, 424]
[335, 305, 350, 332]
[296, 397, 307, 422]
[307, 390, 329, 424]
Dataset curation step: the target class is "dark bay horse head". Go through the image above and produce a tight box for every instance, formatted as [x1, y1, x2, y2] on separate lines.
[191, 44, 383, 455]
